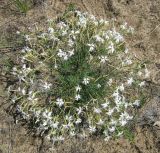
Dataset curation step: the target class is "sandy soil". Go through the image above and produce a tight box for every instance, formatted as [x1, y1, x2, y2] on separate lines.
[0, 0, 160, 153]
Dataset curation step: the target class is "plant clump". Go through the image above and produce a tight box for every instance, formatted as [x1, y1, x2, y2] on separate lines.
[7, 9, 150, 143]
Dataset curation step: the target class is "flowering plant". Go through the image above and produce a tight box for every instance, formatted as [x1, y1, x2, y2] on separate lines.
[7, 9, 150, 143]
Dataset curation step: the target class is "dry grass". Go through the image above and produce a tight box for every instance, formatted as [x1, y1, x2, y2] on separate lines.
[0, 0, 160, 153]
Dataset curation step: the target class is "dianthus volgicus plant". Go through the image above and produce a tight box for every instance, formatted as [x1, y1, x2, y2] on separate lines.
[7, 9, 150, 143]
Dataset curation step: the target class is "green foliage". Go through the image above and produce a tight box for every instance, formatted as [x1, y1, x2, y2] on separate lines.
[6, 9, 150, 143]
[12, 0, 31, 14]
[67, 3, 76, 12]
[3, 57, 14, 72]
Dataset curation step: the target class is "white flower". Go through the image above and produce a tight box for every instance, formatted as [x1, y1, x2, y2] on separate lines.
[118, 84, 124, 92]
[112, 90, 119, 98]
[75, 10, 82, 16]
[70, 131, 76, 136]
[119, 119, 127, 126]
[120, 112, 133, 121]
[57, 21, 67, 29]
[115, 34, 124, 43]
[42, 120, 47, 126]
[144, 68, 150, 78]
[138, 71, 142, 76]
[128, 26, 134, 34]
[117, 131, 123, 137]
[87, 43, 95, 52]
[99, 19, 105, 24]
[68, 49, 74, 57]
[13, 67, 17, 72]
[62, 124, 70, 129]
[139, 81, 145, 87]
[104, 20, 109, 25]
[108, 78, 113, 86]
[57, 49, 65, 58]
[68, 39, 74, 47]
[124, 103, 129, 109]
[38, 32, 47, 39]
[101, 101, 109, 109]
[43, 82, 52, 90]
[103, 32, 110, 40]
[75, 30, 80, 34]
[42, 111, 52, 119]
[63, 54, 69, 60]
[89, 125, 96, 133]
[99, 55, 108, 63]
[21, 46, 32, 53]
[77, 16, 87, 27]
[127, 77, 134, 85]
[110, 119, 117, 125]
[112, 29, 124, 43]
[120, 22, 127, 30]
[94, 35, 104, 43]
[133, 100, 140, 107]
[25, 35, 31, 41]
[99, 19, 109, 25]
[103, 129, 109, 136]
[108, 41, 114, 53]
[22, 64, 26, 69]
[96, 119, 104, 125]
[97, 84, 101, 88]
[16, 31, 20, 34]
[79, 131, 87, 138]
[11, 96, 17, 103]
[76, 107, 82, 115]
[104, 136, 111, 141]
[56, 98, 64, 107]
[57, 49, 69, 60]
[54, 64, 58, 69]
[47, 18, 53, 23]
[51, 121, 59, 128]
[65, 115, 73, 121]
[62, 30, 67, 36]
[75, 118, 82, 124]
[48, 27, 54, 33]
[82, 77, 90, 85]
[57, 136, 65, 141]
[107, 108, 114, 116]
[27, 91, 38, 101]
[76, 85, 81, 92]
[108, 126, 115, 132]
[89, 14, 96, 21]
[75, 94, 81, 101]
[124, 59, 132, 65]
[21, 88, 26, 95]
[125, 48, 129, 53]
[94, 107, 102, 114]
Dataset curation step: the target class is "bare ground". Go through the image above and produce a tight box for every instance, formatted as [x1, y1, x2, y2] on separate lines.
[0, 0, 160, 153]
